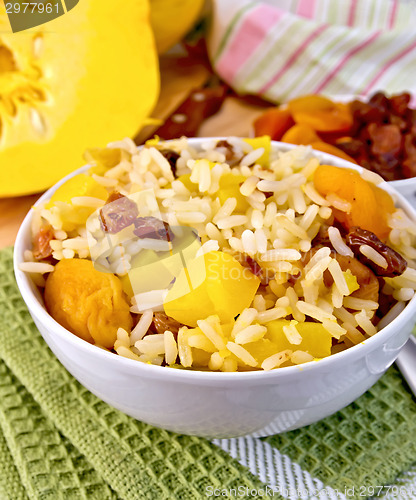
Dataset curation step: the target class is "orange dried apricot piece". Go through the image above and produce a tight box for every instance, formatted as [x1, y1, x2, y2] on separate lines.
[288, 95, 353, 133]
[253, 108, 294, 140]
[314, 164, 394, 240]
[281, 124, 320, 145]
[45, 259, 132, 348]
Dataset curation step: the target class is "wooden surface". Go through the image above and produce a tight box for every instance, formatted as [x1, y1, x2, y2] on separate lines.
[0, 53, 267, 249]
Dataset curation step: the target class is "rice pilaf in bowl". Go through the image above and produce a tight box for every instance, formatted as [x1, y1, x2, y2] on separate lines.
[17, 136, 416, 374]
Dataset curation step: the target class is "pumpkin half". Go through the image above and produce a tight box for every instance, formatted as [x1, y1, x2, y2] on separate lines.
[150, 0, 204, 53]
[0, 0, 159, 196]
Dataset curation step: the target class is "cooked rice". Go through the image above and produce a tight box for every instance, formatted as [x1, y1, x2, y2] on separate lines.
[197, 318, 227, 351]
[164, 331, 178, 365]
[19, 262, 55, 274]
[216, 215, 248, 230]
[188, 332, 216, 352]
[327, 259, 350, 296]
[260, 249, 301, 262]
[343, 296, 379, 310]
[321, 319, 346, 339]
[257, 307, 290, 324]
[71, 196, 106, 208]
[241, 148, 264, 167]
[226, 342, 257, 367]
[328, 226, 353, 257]
[377, 301, 407, 330]
[208, 352, 223, 371]
[177, 327, 193, 367]
[290, 350, 314, 365]
[359, 244, 388, 269]
[282, 321, 302, 345]
[222, 358, 238, 372]
[240, 175, 259, 196]
[392, 288, 415, 302]
[234, 324, 267, 345]
[296, 301, 335, 322]
[261, 349, 292, 370]
[355, 310, 377, 336]
[342, 322, 366, 344]
[325, 193, 351, 213]
[253, 294, 266, 312]
[130, 310, 153, 344]
[115, 345, 141, 361]
[23, 136, 416, 372]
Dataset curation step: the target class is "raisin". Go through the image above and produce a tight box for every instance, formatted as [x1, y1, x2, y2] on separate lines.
[237, 253, 272, 285]
[159, 149, 180, 177]
[216, 139, 243, 167]
[100, 192, 139, 233]
[150, 313, 182, 337]
[390, 92, 411, 115]
[33, 225, 54, 261]
[346, 227, 407, 277]
[336, 138, 364, 157]
[302, 246, 379, 302]
[133, 216, 174, 241]
[368, 123, 402, 155]
[346, 92, 416, 180]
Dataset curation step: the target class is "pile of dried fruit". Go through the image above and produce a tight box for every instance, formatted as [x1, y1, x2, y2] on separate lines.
[253, 92, 416, 181]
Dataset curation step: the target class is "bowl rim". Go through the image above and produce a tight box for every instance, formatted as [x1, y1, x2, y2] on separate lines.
[13, 138, 416, 383]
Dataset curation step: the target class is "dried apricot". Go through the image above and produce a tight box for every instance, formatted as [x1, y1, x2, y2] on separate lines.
[281, 124, 320, 145]
[45, 259, 132, 348]
[288, 95, 353, 133]
[253, 108, 294, 140]
[314, 164, 394, 240]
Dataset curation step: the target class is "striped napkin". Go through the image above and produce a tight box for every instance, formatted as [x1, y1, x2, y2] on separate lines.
[207, 0, 416, 103]
[1, 248, 416, 498]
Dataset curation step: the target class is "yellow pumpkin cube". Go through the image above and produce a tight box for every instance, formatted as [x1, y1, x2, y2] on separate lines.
[164, 251, 260, 327]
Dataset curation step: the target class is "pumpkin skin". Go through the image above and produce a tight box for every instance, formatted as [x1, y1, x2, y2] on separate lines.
[150, 0, 204, 53]
[0, 1, 159, 196]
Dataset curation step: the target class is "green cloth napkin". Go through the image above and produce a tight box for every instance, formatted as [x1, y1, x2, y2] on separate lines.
[1, 246, 416, 500]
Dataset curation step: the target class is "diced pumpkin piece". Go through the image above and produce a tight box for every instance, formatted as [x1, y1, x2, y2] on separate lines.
[288, 95, 353, 133]
[164, 251, 260, 327]
[343, 270, 360, 294]
[244, 338, 285, 366]
[44, 259, 132, 348]
[48, 174, 108, 207]
[243, 136, 271, 166]
[125, 226, 201, 297]
[253, 108, 294, 140]
[313, 164, 394, 240]
[46, 174, 109, 231]
[85, 147, 124, 176]
[265, 320, 332, 358]
[281, 124, 321, 145]
[177, 159, 217, 193]
[177, 173, 196, 192]
[218, 173, 250, 213]
[191, 348, 212, 367]
[178, 170, 249, 212]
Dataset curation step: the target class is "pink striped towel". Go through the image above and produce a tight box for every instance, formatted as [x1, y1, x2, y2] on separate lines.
[207, 0, 416, 103]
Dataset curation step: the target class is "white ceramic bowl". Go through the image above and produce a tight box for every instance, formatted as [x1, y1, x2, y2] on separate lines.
[14, 139, 416, 438]
[390, 178, 416, 208]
